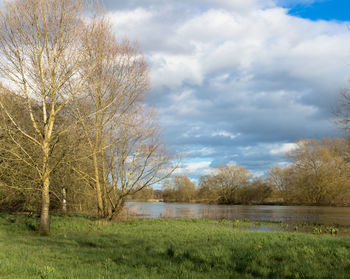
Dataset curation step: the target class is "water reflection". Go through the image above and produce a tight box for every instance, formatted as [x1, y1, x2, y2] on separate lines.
[126, 202, 350, 225]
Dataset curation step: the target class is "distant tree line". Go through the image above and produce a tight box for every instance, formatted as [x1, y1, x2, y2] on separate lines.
[151, 138, 350, 206]
[158, 166, 273, 205]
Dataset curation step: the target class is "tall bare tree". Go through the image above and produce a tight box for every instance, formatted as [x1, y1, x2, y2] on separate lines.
[0, 0, 96, 233]
[69, 19, 152, 218]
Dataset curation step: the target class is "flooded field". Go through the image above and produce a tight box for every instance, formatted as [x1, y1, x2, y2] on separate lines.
[126, 202, 350, 225]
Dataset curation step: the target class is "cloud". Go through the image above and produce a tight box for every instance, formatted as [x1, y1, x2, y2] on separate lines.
[211, 131, 240, 140]
[105, 0, 349, 177]
[150, 55, 203, 89]
[174, 160, 213, 177]
[107, 8, 152, 28]
[269, 143, 298, 155]
[104, 0, 268, 13]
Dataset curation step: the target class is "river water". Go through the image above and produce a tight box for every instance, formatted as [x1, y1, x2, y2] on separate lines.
[126, 202, 350, 225]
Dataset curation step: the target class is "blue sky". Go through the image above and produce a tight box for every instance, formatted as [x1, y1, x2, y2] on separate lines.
[105, 0, 350, 183]
[284, 0, 350, 21]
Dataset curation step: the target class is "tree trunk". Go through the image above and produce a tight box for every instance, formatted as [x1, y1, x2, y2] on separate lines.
[40, 172, 50, 234]
[40, 140, 51, 234]
[101, 149, 109, 217]
[62, 187, 67, 214]
[93, 152, 104, 218]
[108, 198, 125, 221]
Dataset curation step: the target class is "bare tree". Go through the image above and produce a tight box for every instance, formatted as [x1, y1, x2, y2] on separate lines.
[70, 20, 147, 218]
[197, 164, 251, 204]
[163, 175, 196, 202]
[0, 85, 97, 214]
[70, 20, 176, 219]
[266, 166, 289, 193]
[286, 138, 350, 205]
[105, 106, 175, 218]
[213, 164, 251, 204]
[0, 0, 96, 233]
[266, 138, 350, 205]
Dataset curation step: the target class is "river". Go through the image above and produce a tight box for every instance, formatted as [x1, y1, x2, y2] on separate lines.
[126, 202, 350, 225]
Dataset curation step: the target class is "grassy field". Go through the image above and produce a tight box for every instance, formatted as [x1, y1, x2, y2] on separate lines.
[1, 214, 350, 278]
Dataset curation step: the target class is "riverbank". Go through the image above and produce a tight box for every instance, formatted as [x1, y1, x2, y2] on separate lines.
[1, 214, 350, 278]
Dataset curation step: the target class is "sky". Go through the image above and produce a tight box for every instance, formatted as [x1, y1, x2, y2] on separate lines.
[104, 0, 350, 183]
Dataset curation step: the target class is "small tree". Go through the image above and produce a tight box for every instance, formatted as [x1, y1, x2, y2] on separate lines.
[197, 163, 251, 204]
[238, 179, 273, 205]
[197, 175, 219, 203]
[213, 164, 251, 204]
[162, 175, 196, 202]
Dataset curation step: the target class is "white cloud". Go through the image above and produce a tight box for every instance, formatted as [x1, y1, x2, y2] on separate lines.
[109, 3, 350, 93]
[203, 0, 265, 12]
[107, 8, 152, 29]
[270, 143, 298, 155]
[211, 131, 240, 140]
[149, 54, 203, 89]
[174, 160, 212, 176]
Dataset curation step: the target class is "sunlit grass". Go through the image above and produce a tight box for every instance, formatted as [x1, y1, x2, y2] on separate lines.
[0, 214, 350, 278]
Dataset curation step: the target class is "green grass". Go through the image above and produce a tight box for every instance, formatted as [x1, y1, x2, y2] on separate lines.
[1, 214, 350, 278]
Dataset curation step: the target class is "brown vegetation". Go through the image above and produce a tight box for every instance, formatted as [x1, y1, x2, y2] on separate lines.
[267, 138, 350, 206]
